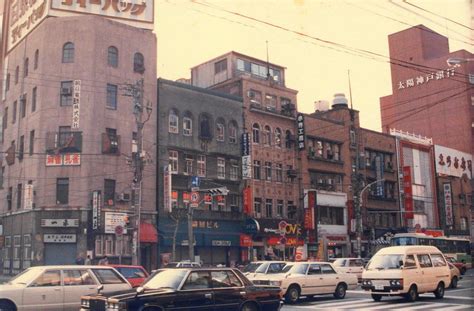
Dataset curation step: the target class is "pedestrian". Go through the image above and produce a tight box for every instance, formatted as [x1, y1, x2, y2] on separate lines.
[75, 254, 85, 265]
[84, 255, 92, 265]
[98, 256, 109, 265]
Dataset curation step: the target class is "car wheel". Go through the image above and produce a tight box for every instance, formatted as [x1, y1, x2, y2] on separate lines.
[461, 267, 466, 275]
[451, 276, 458, 289]
[0, 301, 16, 311]
[405, 285, 418, 302]
[333, 283, 347, 299]
[285, 285, 300, 304]
[371, 294, 382, 302]
[240, 302, 258, 311]
[434, 282, 445, 299]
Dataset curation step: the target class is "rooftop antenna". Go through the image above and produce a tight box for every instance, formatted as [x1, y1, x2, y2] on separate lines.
[266, 40, 271, 80]
[348, 69, 354, 110]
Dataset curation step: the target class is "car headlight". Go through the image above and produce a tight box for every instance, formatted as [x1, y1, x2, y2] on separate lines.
[81, 298, 90, 308]
[270, 280, 282, 286]
[389, 279, 403, 286]
[106, 299, 125, 310]
[362, 279, 372, 286]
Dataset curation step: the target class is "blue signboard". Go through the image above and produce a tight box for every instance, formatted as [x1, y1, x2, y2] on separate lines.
[241, 133, 250, 156]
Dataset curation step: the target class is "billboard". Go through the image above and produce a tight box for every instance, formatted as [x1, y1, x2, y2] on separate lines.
[435, 145, 472, 179]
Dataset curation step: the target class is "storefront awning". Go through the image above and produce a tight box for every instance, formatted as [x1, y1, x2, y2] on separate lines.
[140, 222, 158, 243]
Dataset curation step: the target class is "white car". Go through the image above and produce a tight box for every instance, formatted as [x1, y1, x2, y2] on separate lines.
[257, 261, 358, 303]
[0, 265, 131, 311]
[242, 261, 287, 284]
[332, 258, 365, 281]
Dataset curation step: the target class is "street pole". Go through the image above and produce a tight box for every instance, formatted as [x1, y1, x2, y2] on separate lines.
[187, 206, 194, 262]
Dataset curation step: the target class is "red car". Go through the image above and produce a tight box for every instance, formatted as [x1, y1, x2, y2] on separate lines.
[109, 265, 149, 287]
[446, 257, 467, 275]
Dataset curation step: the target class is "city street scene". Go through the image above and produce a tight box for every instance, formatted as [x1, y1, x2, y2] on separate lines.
[0, 0, 472, 310]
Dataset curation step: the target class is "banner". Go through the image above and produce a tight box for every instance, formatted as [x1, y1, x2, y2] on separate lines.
[243, 187, 252, 214]
[443, 183, 453, 226]
[163, 165, 172, 212]
[403, 166, 414, 219]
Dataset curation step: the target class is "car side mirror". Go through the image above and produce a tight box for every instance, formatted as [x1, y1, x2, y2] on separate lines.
[97, 284, 104, 294]
[136, 286, 145, 295]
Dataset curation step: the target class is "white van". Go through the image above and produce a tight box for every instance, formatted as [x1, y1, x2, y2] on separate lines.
[361, 246, 450, 302]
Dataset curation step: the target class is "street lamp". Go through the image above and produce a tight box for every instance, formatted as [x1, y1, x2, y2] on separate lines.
[446, 57, 474, 67]
[356, 179, 384, 259]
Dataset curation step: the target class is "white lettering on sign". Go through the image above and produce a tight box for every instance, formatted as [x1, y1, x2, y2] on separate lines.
[44, 234, 77, 243]
[72, 80, 81, 129]
[212, 240, 231, 247]
[435, 145, 472, 179]
[105, 212, 128, 234]
[397, 68, 455, 90]
[443, 183, 453, 226]
[41, 219, 79, 227]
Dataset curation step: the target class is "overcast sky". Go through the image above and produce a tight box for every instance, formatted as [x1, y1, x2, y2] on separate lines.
[155, 0, 472, 131]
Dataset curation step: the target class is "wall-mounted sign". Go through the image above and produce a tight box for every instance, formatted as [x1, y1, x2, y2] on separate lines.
[41, 219, 79, 228]
[403, 166, 414, 219]
[243, 218, 259, 234]
[239, 234, 253, 247]
[24, 184, 34, 210]
[44, 234, 76, 243]
[296, 114, 305, 150]
[435, 145, 472, 179]
[46, 154, 81, 166]
[375, 155, 384, 196]
[92, 190, 101, 230]
[104, 212, 127, 234]
[241, 132, 250, 156]
[211, 240, 231, 247]
[72, 80, 81, 129]
[397, 68, 455, 90]
[242, 155, 252, 179]
[443, 183, 453, 226]
[192, 220, 219, 229]
[163, 165, 172, 212]
[243, 187, 252, 214]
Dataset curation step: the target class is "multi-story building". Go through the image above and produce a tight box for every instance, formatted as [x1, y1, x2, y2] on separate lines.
[0, 3, 157, 274]
[191, 52, 300, 261]
[156, 79, 244, 266]
[302, 94, 400, 259]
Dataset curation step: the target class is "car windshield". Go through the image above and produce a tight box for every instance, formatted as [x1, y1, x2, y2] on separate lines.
[165, 263, 178, 268]
[367, 254, 404, 270]
[281, 264, 295, 273]
[332, 259, 346, 267]
[8, 268, 42, 285]
[243, 263, 263, 273]
[143, 269, 188, 290]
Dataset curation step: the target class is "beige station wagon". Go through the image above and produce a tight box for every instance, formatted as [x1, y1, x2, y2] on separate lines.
[0, 265, 131, 311]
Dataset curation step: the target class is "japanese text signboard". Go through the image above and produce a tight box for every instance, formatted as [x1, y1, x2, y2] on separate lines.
[296, 113, 305, 150]
[435, 145, 472, 179]
[92, 190, 101, 230]
[443, 183, 453, 226]
[72, 80, 81, 129]
[403, 166, 414, 219]
[397, 68, 455, 91]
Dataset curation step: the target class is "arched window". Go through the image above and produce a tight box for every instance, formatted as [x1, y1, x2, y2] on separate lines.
[133, 52, 145, 73]
[285, 130, 293, 149]
[169, 109, 179, 134]
[228, 121, 238, 144]
[275, 128, 282, 147]
[199, 114, 212, 140]
[108, 46, 118, 67]
[183, 111, 193, 136]
[252, 123, 260, 144]
[34, 49, 39, 69]
[24, 58, 29, 77]
[15, 66, 19, 84]
[62, 42, 75, 63]
[263, 125, 271, 145]
[216, 119, 225, 142]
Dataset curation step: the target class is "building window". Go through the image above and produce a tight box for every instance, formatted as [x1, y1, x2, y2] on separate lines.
[15, 66, 19, 84]
[285, 130, 293, 149]
[217, 158, 225, 179]
[32, 87, 37, 112]
[5, 73, 10, 92]
[275, 128, 282, 147]
[253, 160, 261, 179]
[350, 129, 356, 146]
[95, 236, 103, 256]
[248, 89, 262, 105]
[265, 162, 272, 181]
[216, 122, 225, 141]
[12, 101, 17, 124]
[34, 50, 39, 69]
[197, 155, 206, 177]
[229, 121, 237, 143]
[276, 163, 283, 182]
[263, 125, 271, 145]
[265, 199, 273, 217]
[252, 123, 260, 143]
[107, 46, 118, 67]
[60, 81, 73, 106]
[20, 94, 26, 118]
[7, 187, 13, 210]
[16, 183, 22, 209]
[23, 234, 31, 261]
[265, 94, 277, 110]
[0, 166, 4, 189]
[230, 163, 239, 181]
[24, 58, 29, 77]
[183, 116, 192, 136]
[214, 59, 227, 74]
[169, 150, 178, 173]
[103, 128, 119, 154]
[106, 84, 118, 109]
[56, 178, 69, 204]
[133, 52, 145, 73]
[460, 217, 468, 230]
[288, 201, 296, 219]
[29, 130, 35, 155]
[13, 236, 21, 260]
[62, 42, 75, 63]
[104, 179, 116, 206]
[169, 109, 179, 133]
[3, 107, 8, 130]
[319, 206, 344, 225]
[277, 200, 284, 217]
[19, 135, 24, 160]
[199, 114, 212, 139]
[184, 155, 193, 175]
[254, 198, 262, 217]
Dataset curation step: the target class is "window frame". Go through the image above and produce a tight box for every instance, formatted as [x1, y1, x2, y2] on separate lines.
[60, 81, 73, 106]
[62, 42, 75, 63]
[169, 110, 179, 134]
[56, 178, 69, 205]
[217, 157, 225, 179]
[183, 116, 192, 136]
[107, 46, 119, 68]
[197, 155, 206, 177]
[106, 84, 118, 110]
[169, 150, 178, 173]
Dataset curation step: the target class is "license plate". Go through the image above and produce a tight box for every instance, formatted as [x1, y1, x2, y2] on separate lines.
[375, 285, 384, 290]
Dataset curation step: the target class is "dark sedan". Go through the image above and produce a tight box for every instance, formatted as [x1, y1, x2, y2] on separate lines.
[80, 267, 282, 311]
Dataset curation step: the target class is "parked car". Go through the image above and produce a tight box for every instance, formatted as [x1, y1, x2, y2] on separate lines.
[165, 261, 201, 268]
[80, 267, 283, 311]
[0, 265, 131, 311]
[361, 246, 450, 302]
[445, 256, 467, 275]
[448, 262, 462, 288]
[255, 261, 358, 304]
[109, 265, 149, 287]
[243, 261, 287, 283]
[332, 258, 365, 281]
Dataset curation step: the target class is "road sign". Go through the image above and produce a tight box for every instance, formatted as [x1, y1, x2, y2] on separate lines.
[191, 192, 200, 203]
[115, 225, 124, 236]
[191, 176, 200, 188]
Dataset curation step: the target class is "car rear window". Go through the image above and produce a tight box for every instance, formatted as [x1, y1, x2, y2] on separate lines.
[92, 268, 127, 284]
[117, 267, 146, 278]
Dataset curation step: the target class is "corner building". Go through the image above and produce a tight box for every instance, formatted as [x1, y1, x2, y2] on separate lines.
[0, 14, 157, 274]
[192, 52, 301, 261]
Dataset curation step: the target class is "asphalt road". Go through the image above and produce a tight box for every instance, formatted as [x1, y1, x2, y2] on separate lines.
[282, 269, 474, 310]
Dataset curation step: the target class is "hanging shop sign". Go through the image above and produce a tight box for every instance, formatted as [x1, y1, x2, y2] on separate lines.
[24, 184, 34, 210]
[92, 190, 101, 230]
[296, 113, 305, 150]
[240, 234, 253, 247]
[243, 218, 260, 234]
[163, 165, 172, 212]
[241, 132, 250, 156]
[242, 155, 252, 179]
[41, 219, 79, 228]
[243, 187, 252, 215]
[403, 166, 414, 219]
[435, 145, 472, 179]
[443, 183, 453, 226]
[44, 234, 76, 243]
[72, 80, 81, 129]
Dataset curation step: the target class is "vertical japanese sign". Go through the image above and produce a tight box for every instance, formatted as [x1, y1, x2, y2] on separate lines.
[242, 155, 252, 179]
[375, 155, 384, 196]
[92, 190, 101, 230]
[403, 166, 414, 219]
[304, 190, 316, 230]
[443, 183, 453, 226]
[24, 184, 34, 210]
[163, 165, 172, 213]
[72, 80, 81, 129]
[297, 114, 305, 150]
[241, 133, 250, 156]
[243, 186, 252, 215]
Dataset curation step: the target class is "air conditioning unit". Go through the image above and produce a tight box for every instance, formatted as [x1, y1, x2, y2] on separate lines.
[327, 179, 334, 185]
[61, 87, 72, 95]
[117, 193, 131, 202]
